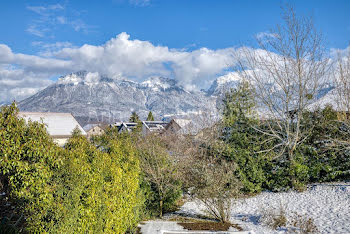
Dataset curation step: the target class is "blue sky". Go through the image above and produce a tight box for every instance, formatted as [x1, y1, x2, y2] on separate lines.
[0, 0, 350, 102]
[1, 0, 350, 53]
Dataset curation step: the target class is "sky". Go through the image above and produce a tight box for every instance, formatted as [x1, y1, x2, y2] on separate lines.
[0, 0, 350, 103]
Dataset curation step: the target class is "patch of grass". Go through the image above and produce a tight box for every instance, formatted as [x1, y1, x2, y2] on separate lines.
[167, 214, 242, 231]
[178, 221, 242, 231]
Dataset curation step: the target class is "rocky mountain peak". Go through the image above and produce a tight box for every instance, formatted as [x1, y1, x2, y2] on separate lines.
[18, 72, 216, 126]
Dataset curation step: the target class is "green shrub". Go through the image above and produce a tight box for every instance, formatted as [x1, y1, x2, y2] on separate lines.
[0, 103, 62, 232]
[221, 82, 269, 193]
[222, 86, 350, 192]
[0, 103, 143, 233]
[58, 132, 142, 233]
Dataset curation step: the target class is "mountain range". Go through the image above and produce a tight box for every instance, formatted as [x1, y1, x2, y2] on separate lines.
[18, 71, 337, 126]
[19, 71, 220, 125]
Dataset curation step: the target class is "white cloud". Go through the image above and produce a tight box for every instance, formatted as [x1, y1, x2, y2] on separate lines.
[26, 3, 92, 37]
[56, 16, 66, 24]
[26, 25, 46, 37]
[32, 41, 74, 57]
[27, 4, 64, 15]
[1, 32, 344, 104]
[50, 33, 237, 89]
[256, 31, 279, 41]
[129, 0, 151, 7]
[0, 32, 238, 103]
[0, 65, 55, 103]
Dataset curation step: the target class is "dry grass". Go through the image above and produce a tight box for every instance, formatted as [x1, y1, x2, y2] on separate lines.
[260, 203, 318, 233]
[260, 203, 288, 229]
[168, 215, 242, 231]
[289, 212, 319, 233]
[178, 221, 242, 231]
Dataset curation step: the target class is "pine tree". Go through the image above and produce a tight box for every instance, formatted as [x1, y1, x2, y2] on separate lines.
[129, 111, 142, 132]
[129, 111, 140, 123]
[146, 111, 155, 121]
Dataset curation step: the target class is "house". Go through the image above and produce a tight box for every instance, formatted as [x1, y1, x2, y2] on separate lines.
[18, 112, 86, 146]
[83, 124, 106, 138]
[116, 122, 139, 133]
[164, 118, 192, 135]
[112, 121, 169, 135]
[111, 119, 192, 135]
[142, 121, 169, 135]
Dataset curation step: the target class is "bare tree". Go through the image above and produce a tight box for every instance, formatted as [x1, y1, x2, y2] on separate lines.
[172, 120, 242, 223]
[334, 47, 350, 119]
[136, 134, 180, 218]
[182, 144, 241, 223]
[236, 5, 330, 160]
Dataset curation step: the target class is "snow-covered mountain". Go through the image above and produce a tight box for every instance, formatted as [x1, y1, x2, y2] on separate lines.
[208, 72, 338, 111]
[0, 102, 8, 107]
[18, 71, 338, 126]
[206, 72, 241, 96]
[19, 71, 216, 125]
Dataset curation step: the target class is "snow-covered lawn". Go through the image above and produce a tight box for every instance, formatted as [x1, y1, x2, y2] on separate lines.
[179, 183, 350, 233]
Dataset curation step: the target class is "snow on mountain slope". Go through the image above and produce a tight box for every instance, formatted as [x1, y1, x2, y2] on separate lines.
[207, 72, 242, 96]
[18, 71, 216, 125]
[18, 70, 338, 126]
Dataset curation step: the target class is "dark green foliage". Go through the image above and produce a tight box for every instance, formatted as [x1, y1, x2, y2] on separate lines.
[146, 111, 155, 121]
[221, 82, 268, 193]
[140, 176, 182, 218]
[221, 85, 350, 193]
[129, 111, 140, 123]
[222, 81, 257, 127]
[301, 106, 350, 182]
[129, 112, 142, 133]
[266, 106, 350, 191]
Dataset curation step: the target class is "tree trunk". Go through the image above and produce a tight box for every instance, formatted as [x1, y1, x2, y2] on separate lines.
[159, 199, 163, 218]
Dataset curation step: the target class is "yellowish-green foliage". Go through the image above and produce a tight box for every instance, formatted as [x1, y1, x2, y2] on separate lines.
[0, 103, 62, 232]
[0, 103, 142, 233]
[56, 131, 141, 233]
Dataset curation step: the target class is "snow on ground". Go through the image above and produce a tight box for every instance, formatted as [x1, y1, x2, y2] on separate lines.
[179, 183, 350, 233]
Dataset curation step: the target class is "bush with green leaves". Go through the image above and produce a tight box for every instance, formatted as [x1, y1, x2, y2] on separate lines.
[301, 106, 350, 182]
[55, 131, 142, 233]
[221, 84, 350, 192]
[221, 82, 269, 193]
[0, 103, 143, 233]
[0, 103, 62, 232]
[268, 106, 350, 191]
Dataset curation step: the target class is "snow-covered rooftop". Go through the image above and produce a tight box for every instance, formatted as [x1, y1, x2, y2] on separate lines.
[172, 118, 191, 129]
[18, 112, 86, 136]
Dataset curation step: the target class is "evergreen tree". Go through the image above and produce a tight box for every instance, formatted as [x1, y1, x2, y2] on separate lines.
[221, 82, 268, 193]
[222, 81, 256, 127]
[129, 111, 142, 132]
[146, 111, 155, 121]
[129, 111, 140, 123]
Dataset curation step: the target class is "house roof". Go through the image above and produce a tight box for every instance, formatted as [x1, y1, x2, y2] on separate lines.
[118, 122, 139, 132]
[172, 118, 191, 128]
[18, 112, 86, 136]
[142, 121, 169, 133]
[83, 123, 106, 132]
